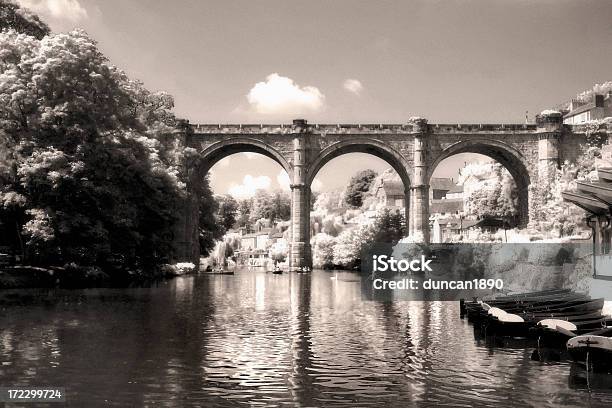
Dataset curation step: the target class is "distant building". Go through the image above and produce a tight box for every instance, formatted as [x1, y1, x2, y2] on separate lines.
[431, 217, 481, 243]
[430, 178, 458, 200]
[431, 217, 507, 243]
[374, 179, 405, 208]
[429, 178, 464, 217]
[430, 198, 464, 217]
[233, 223, 289, 267]
[445, 184, 464, 200]
[563, 92, 612, 125]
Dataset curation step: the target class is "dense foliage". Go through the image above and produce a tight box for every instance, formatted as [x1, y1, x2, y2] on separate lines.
[0, 0, 49, 39]
[229, 190, 291, 230]
[344, 169, 377, 207]
[0, 3, 220, 279]
[529, 128, 609, 238]
[250, 190, 291, 223]
[198, 180, 224, 256]
[311, 209, 406, 269]
[461, 163, 519, 223]
[215, 194, 238, 231]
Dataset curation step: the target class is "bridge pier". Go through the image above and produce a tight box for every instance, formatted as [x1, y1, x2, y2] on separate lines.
[290, 120, 312, 271]
[410, 118, 430, 243]
[536, 111, 562, 183]
[171, 122, 201, 265]
[411, 186, 430, 242]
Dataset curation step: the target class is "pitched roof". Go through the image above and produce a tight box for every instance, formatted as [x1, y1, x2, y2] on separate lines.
[447, 184, 464, 194]
[430, 198, 464, 214]
[379, 180, 405, 196]
[431, 178, 456, 191]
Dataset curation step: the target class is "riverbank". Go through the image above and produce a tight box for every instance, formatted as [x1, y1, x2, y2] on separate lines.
[0, 263, 196, 289]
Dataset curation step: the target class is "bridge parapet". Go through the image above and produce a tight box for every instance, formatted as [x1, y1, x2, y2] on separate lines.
[432, 123, 537, 133]
[190, 122, 542, 136]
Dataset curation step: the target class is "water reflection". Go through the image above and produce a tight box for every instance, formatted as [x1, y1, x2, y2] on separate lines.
[0, 269, 611, 407]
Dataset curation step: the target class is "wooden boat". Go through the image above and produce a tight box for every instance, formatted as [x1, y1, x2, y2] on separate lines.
[485, 295, 595, 312]
[479, 299, 606, 337]
[204, 267, 235, 275]
[567, 328, 612, 373]
[471, 298, 603, 322]
[464, 291, 591, 322]
[477, 290, 579, 307]
[532, 318, 612, 348]
[490, 288, 573, 300]
[272, 270, 283, 275]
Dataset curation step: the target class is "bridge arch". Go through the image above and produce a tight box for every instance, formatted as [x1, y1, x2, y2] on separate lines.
[306, 138, 413, 233]
[307, 139, 412, 189]
[178, 138, 294, 267]
[197, 137, 292, 177]
[428, 139, 532, 226]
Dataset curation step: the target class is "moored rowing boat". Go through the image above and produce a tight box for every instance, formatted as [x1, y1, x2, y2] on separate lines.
[567, 328, 612, 373]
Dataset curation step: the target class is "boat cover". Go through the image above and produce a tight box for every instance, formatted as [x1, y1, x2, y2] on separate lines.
[567, 335, 612, 351]
[538, 319, 577, 332]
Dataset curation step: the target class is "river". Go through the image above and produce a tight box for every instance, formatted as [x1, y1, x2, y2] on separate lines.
[1, 269, 611, 407]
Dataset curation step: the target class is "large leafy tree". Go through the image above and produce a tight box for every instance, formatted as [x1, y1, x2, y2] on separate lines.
[234, 198, 252, 229]
[372, 209, 405, 243]
[0, 4, 216, 276]
[462, 163, 518, 222]
[215, 194, 238, 231]
[311, 233, 336, 269]
[0, 0, 50, 39]
[344, 169, 377, 207]
[248, 190, 290, 224]
[198, 179, 224, 256]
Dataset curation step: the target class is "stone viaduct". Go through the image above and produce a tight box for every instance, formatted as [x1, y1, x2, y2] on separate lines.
[171, 111, 591, 270]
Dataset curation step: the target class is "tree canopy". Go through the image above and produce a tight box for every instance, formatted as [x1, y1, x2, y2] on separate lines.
[344, 169, 378, 207]
[461, 163, 518, 222]
[0, 2, 220, 278]
[0, 0, 50, 39]
[248, 190, 291, 225]
[215, 194, 238, 231]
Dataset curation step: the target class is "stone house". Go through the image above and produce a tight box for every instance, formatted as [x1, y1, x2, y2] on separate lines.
[563, 92, 612, 125]
[374, 179, 405, 208]
[430, 178, 458, 200]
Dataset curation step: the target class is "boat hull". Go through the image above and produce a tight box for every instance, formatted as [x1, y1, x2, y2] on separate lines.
[567, 335, 612, 373]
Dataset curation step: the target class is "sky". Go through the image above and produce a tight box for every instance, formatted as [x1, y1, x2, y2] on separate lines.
[17, 0, 612, 196]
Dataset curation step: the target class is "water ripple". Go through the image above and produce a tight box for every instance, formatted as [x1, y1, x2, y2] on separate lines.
[1, 270, 611, 407]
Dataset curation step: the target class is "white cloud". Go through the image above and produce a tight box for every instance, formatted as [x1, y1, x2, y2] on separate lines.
[312, 178, 323, 192]
[343, 79, 363, 96]
[18, 0, 88, 21]
[277, 170, 291, 191]
[228, 175, 271, 199]
[242, 152, 259, 159]
[246, 73, 324, 115]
